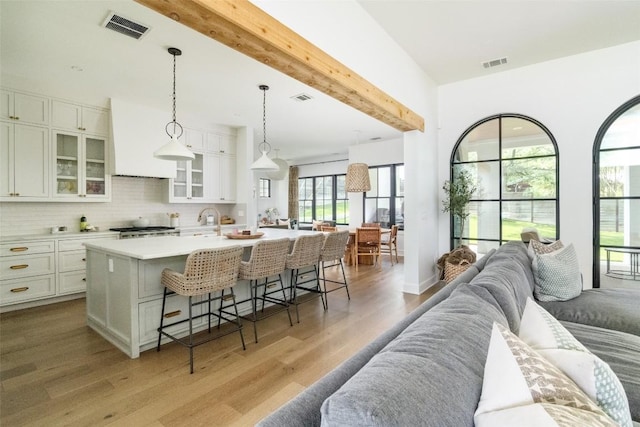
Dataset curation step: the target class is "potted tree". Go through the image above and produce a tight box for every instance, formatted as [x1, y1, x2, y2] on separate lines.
[442, 168, 477, 248]
[439, 169, 477, 282]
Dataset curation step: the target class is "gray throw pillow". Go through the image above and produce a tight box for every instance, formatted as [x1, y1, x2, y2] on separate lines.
[532, 243, 582, 301]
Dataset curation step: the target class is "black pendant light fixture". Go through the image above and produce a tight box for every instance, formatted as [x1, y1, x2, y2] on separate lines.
[250, 84, 279, 170]
[154, 47, 195, 161]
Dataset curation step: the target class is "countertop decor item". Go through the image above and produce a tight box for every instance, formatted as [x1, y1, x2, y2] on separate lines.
[225, 232, 264, 240]
[250, 85, 279, 170]
[132, 217, 150, 228]
[153, 47, 195, 161]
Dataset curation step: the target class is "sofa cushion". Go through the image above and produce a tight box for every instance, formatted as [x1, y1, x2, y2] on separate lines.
[468, 241, 534, 331]
[475, 322, 616, 427]
[532, 243, 582, 302]
[519, 299, 632, 426]
[538, 288, 640, 336]
[320, 285, 509, 427]
[562, 321, 640, 423]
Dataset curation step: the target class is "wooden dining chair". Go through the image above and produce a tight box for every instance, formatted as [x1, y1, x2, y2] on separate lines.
[361, 222, 381, 228]
[355, 227, 382, 270]
[380, 225, 399, 265]
[321, 225, 338, 232]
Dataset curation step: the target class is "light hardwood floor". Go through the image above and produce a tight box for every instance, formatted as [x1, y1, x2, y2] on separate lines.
[1, 260, 443, 426]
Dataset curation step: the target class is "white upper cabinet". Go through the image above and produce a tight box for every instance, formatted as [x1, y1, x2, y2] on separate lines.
[0, 89, 49, 126]
[207, 132, 236, 155]
[52, 100, 110, 136]
[0, 121, 50, 200]
[183, 128, 205, 151]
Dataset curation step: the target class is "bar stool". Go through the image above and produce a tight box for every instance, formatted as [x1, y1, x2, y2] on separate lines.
[286, 233, 325, 323]
[157, 246, 244, 374]
[238, 238, 292, 343]
[318, 230, 351, 309]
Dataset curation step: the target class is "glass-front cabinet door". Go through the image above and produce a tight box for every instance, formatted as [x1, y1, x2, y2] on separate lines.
[190, 153, 204, 199]
[53, 131, 108, 199]
[84, 137, 106, 196]
[170, 152, 204, 202]
[55, 132, 80, 197]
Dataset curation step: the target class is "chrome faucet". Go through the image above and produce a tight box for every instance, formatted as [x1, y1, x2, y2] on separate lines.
[196, 207, 222, 236]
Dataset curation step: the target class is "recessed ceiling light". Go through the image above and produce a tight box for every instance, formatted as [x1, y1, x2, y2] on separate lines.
[71, 65, 83, 72]
[513, 126, 523, 130]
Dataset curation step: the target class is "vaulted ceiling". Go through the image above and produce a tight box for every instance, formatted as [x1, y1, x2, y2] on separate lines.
[1, 1, 638, 163]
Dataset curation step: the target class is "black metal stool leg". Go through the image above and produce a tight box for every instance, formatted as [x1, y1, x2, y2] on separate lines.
[230, 289, 246, 350]
[251, 279, 259, 343]
[157, 287, 169, 351]
[188, 296, 194, 374]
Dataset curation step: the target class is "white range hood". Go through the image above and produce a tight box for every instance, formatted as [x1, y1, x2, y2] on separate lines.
[110, 98, 177, 179]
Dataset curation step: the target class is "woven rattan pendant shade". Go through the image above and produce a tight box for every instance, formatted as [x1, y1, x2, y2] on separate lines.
[345, 163, 371, 192]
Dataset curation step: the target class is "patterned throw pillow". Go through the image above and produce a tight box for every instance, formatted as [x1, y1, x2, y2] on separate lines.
[528, 239, 564, 260]
[519, 298, 632, 427]
[475, 322, 617, 427]
[532, 243, 582, 301]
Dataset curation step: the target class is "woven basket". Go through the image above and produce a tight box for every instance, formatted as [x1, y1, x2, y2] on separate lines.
[444, 259, 471, 283]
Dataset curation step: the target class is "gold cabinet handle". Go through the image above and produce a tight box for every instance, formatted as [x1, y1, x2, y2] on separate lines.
[10, 287, 29, 293]
[10, 247, 28, 252]
[164, 310, 181, 318]
[10, 264, 28, 270]
[222, 294, 234, 301]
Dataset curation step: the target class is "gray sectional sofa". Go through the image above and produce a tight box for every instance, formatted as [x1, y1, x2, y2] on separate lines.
[257, 241, 640, 426]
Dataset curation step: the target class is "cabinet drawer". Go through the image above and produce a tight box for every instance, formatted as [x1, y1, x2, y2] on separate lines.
[1, 240, 55, 257]
[58, 236, 117, 252]
[58, 250, 86, 272]
[0, 275, 55, 305]
[138, 296, 202, 346]
[58, 270, 86, 294]
[1, 253, 55, 279]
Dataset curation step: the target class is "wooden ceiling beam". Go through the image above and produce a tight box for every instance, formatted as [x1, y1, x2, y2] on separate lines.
[135, 0, 425, 133]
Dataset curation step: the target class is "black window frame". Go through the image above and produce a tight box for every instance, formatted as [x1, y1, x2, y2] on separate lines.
[450, 113, 559, 250]
[258, 178, 271, 198]
[363, 163, 404, 230]
[297, 173, 349, 225]
[592, 94, 640, 288]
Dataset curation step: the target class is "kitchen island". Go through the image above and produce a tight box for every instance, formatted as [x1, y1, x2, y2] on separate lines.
[84, 228, 318, 358]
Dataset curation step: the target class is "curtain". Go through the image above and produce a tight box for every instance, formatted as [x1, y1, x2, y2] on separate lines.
[288, 166, 299, 219]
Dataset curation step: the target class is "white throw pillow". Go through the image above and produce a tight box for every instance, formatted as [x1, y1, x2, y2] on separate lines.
[474, 322, 616, 427]
[532, 243, 582, 301]
[519, 298, 632, 427]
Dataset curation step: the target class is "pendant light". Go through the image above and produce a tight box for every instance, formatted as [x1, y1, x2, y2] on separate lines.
[345, 131, 371, 192]
[154, 47, 195, 161]
[250, 84, 279, 170]
[265, 149, 289, 180]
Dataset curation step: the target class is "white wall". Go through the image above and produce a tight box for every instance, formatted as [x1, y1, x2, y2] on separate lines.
[257, 0, 441, 294]
[438, 41, 640, 289]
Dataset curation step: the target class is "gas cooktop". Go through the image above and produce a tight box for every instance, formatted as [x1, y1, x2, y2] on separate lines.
[109, 226, 176, 232]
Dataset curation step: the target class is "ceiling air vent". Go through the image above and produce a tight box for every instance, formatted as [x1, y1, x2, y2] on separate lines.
[102, 12, 150, 40]
[482, 57, 508, 69]
[291, 93, 313, 102]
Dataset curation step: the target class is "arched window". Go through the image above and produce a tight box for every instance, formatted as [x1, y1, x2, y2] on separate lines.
[450, 114, 559, 255]
[593, 95, 640, 288]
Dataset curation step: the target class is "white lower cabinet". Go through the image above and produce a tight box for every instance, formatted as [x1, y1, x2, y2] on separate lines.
[0, 240, 56, 307]
[57, 236, 117, 296]
[1, 275, 56, 305]
[0, 234, 117, 310]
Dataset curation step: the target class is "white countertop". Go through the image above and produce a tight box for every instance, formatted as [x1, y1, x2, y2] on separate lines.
[83, 228, 319, 260]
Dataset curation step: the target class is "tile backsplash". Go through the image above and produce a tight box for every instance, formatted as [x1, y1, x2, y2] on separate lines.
[0, 176, 245, 237]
